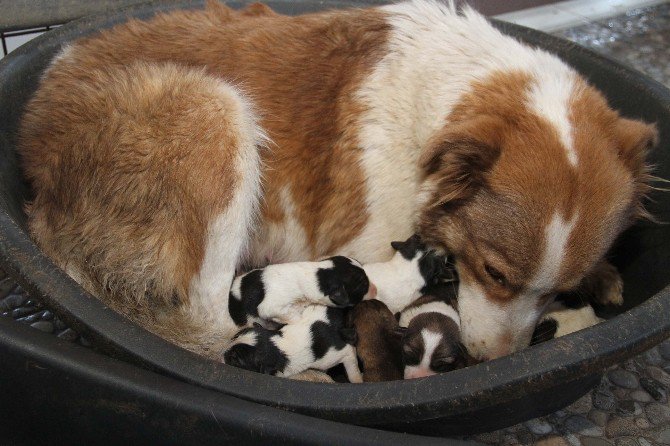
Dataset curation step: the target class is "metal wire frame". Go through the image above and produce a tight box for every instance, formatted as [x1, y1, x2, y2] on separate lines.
[1, 25, 55, 57]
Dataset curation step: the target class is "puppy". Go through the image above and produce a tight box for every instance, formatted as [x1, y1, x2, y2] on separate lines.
[347, 300, 403, 382]
[398, 282, 467, 379]
[363, 235, 450, 314]
[20, 0, 656, 361]
[531, 293, 604, 345]
[224, 305, 362, 382]
[228, 256, 374, 327]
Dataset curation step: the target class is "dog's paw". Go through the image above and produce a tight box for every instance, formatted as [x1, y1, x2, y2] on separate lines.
[288, 369, 335, 383]
[588, 261, 624, 306]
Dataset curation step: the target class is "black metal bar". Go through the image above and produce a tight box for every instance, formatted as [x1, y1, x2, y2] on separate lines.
[1, 33, 7, 57]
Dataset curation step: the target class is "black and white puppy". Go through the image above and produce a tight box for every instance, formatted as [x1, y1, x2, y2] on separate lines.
[228, 256, 375, 327]
[531, 293, 604, 345]
[398, 281, 468, 379]
[363, 235, 450, 314]
[224, 305, 362, 382]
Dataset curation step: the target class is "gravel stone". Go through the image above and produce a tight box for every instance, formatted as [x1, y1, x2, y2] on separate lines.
[16, 313, 43, 324]
[581, 438, 612, 446]
[30, 320, 54, 333]
[629, 390, 652, 403]
[565, 433, 581, 446]
[616, 401, 641, 417]
[615, 438, 639, 446]
[634, 417, 650, 429]
[525, 418, 553, 435]
[644, 402, 670, 425]
[41, 310, 54, 321]
[568, 392, 593, 414]
[642, 347, 663, 366]
[652, 426, 670, 445]
[594, 388, 617, 411]
[501, 433, 519, 446]
[647, 366, 670, 387]
[639, 377, 666, 401]
[564, 415, 603, 436]
[608, 370, 639, 389]
[12, 306, 36, 319]
[53, 318, 67, 330]
[659, 339, 670, 361]
[536, 437, 570, 446]
[516, 430, 533, 445]
[612, 388, 629, 400]
[638, 438, 652, 446]
[606, 417, 640, 438]
[589, 409, 609, 427]
[57, 328, 78, 342]
[471, 430, 502, 444]
[0, 293, 26, 311]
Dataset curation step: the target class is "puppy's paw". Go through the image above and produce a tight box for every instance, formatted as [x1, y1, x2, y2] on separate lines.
[587, 261, 624, 306]
[288, 369, 335, 383]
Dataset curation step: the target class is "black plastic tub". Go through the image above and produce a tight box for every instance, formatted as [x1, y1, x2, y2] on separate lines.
[0, 0, 669, 440]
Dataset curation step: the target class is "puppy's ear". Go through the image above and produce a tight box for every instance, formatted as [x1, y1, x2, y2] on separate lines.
[390, 241, 404, 251]
[391, 326, 407, 340]
[420, 116, 502, 210]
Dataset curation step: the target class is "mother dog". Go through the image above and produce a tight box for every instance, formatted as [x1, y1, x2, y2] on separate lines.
[19, 0, 656, 361]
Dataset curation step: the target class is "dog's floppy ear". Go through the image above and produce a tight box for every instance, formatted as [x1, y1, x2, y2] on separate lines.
[614, 117, 658, 220]
[615, 117, 657, 174]
[420, 116, 502, 210]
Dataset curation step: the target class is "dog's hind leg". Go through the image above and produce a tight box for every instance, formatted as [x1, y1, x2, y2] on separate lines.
[21, 61, 266, 360]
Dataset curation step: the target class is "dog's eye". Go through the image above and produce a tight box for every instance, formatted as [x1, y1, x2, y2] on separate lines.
[484, 264, 506, 286]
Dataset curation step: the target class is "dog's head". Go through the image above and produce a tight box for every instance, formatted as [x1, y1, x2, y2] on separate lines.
[318, 256, 376, 306]
[417, 71, 657, 360]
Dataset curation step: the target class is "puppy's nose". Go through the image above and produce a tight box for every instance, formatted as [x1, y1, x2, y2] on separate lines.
[404, 368, 435, 379]
[364, 282, 377, 300]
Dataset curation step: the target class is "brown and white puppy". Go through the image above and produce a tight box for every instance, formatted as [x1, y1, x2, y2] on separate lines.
[347, 300, 404, 382]
[18, 1, 656, 360]
[398, 282, 467, 379]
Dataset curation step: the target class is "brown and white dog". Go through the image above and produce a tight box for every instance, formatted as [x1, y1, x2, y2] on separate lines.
[18, 0, 656, 361]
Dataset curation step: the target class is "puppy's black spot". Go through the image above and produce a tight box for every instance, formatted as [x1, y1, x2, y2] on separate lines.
[531, 318, 558, 345]
[390, 234, 426, 260]
[225, 325, 288, 376]
[317, 256, 369, 306]
[310, 307, 348, 360]
[229, 269, 265, 326]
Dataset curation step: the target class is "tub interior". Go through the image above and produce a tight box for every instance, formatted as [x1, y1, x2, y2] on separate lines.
[0, 0, 669, 435]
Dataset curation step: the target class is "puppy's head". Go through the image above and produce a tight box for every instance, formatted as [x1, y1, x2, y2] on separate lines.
[318, 256, 375, 307]
[223, 324, 287, 375]
[390, 234, 452, 292]
[417, 70, 657, 360]
[401, 312, 467, 379]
